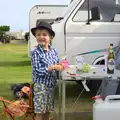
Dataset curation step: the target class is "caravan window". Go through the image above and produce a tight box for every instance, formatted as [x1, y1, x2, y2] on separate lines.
[72, 0, 102, 22]
[36, 19, 54, 25]
[73, 9, 92, 22]
[73, 0, 120, 22]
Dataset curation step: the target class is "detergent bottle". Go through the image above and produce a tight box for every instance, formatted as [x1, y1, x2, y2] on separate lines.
[92, 95, 120, 120]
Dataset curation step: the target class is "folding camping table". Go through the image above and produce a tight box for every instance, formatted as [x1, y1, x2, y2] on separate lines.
[58, 65, 120, 120]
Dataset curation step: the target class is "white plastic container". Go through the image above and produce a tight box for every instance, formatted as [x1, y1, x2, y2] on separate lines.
[92, 95, 120, 120]
[75, 56, 84, 70]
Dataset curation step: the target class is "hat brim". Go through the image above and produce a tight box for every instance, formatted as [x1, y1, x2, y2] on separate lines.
[31, 26, 55, 37]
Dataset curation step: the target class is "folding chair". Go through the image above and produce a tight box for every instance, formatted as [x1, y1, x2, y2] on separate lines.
[22, 84, 35, 120]
[0, 83, 53, 120]
[0, 84, 35, 120]
[0, 96, 29, 120]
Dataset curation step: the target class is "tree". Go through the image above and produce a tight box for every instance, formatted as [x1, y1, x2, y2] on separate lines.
[0, 25, 10, 32]
[24, 32, 29, 41]
[0, 25, 10, 43]
[0, 31, 4, 36]
[0, 25, 10, 36]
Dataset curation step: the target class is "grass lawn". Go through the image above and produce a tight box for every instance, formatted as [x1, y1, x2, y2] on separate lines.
[0, 43, 93, 120]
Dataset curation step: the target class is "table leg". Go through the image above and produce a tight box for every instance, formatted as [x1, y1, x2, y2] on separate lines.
[62, 80, 66, 120]
[58, 80, 62, 120]
[96, 78, 107, 98]
[102, 78, 106, 99]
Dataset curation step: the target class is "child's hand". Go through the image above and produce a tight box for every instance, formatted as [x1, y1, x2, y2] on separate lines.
[48, 64, 64, 71]
[54, 64, 64, 71]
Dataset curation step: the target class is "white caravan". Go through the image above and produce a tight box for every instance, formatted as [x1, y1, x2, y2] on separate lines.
[29, 0, 120, 65]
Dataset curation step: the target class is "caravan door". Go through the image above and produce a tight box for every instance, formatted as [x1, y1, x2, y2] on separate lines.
[29, 5, 67, 56]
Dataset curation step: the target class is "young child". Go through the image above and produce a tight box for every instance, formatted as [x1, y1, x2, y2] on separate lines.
[31, 21, 64, 120]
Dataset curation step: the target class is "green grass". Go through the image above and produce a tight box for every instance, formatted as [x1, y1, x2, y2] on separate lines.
[0, 44, 31, 99]
[0, 44, 93, 120]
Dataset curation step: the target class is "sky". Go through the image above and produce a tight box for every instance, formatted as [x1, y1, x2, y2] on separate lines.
[0, 0, 70, 32]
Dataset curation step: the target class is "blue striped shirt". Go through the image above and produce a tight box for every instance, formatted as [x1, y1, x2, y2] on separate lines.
[31, 45, 59, 88]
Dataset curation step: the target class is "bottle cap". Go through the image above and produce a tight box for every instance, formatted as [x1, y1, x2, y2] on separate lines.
[110, 43, 113, 46]
[92, 95, 103, 100]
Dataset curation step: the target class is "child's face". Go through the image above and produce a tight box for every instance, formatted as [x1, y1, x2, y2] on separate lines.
[35, 29, 52, 46]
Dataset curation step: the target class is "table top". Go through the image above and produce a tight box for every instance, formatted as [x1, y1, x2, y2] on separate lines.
[61, 65, 120, 80]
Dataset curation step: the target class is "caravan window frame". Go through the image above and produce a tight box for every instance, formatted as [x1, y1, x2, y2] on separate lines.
[72, 0, 120, 23]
